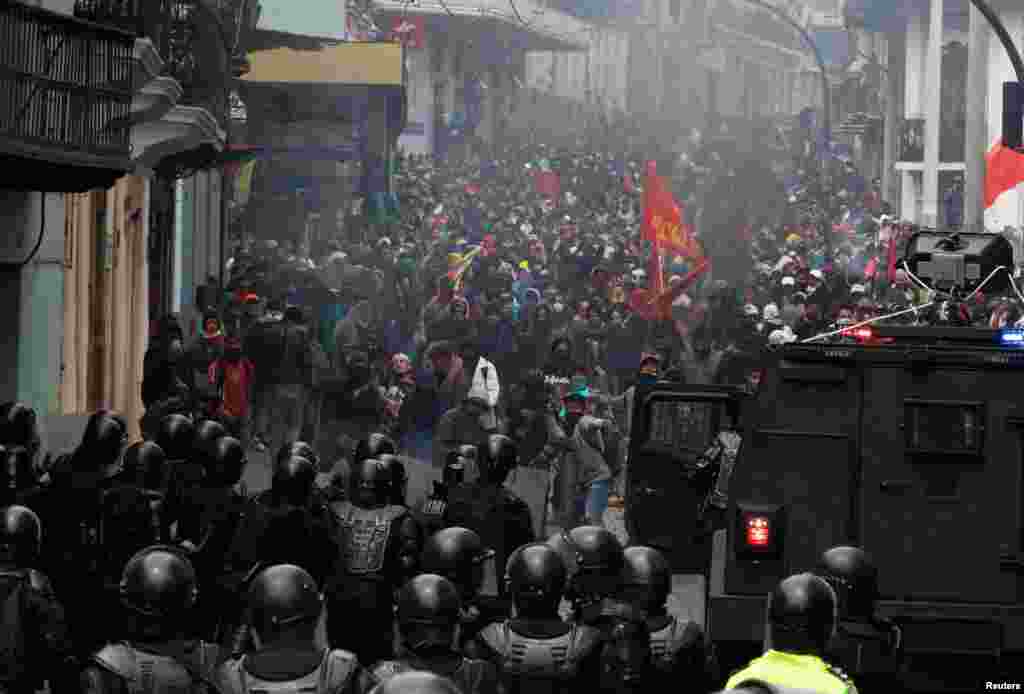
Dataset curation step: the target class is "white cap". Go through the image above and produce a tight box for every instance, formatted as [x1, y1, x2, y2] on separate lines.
[781, 276, 796, 287]
[763, 303, 780, 321]
[769, 327, 797, 345]
[851, 284, 866, 294]
[744, 304, 760, 317]
[810, 269, 824, 281]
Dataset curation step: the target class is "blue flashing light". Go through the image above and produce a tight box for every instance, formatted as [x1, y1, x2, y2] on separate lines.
[1001, 330, 1024, 345]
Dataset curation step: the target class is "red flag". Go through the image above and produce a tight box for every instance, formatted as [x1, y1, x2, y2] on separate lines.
[390, 16, 425, 49]
[534, 171, 560, 198]
[641, 161, 702, 260]
[986, 140, 1024, 208]
[886, 231, 898, 282]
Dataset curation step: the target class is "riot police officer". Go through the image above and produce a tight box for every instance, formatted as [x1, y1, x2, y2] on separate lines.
[327, 458, 421, 664]
[418, 448, 471, 537]
[81, 546, 219, 694]
[215, 564, 369, 694]
[420, 527, 502, 654]
[326, 434, 397, 503]
[0, 505, 73, 694]
[156, 414, 199, 541]
[546, 525, 625, 626]
[819, 546, 902, 690]
[370, 574, 499, 694]
[444, 435, 534, 594]
[354, 433, 397, 464]
[620, 546, 717, 690]
[120, 441, 168, 543]
[184, 436, 250, 639]
[477, 543, 603, 694]
[725, 573, 857, 693]
[377, 453, 409, 507]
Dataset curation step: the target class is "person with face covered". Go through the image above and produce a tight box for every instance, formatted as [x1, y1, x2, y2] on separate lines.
[432, 382, 499, 473]
[208, 336, 255, 445]
[543, 337, 577, 403]
[379, 353, 417, 439]
[141, 321, 192, 440]
[330, 349, 386, 469]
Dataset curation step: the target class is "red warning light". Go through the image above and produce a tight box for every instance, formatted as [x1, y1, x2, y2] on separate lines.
[853, 327, 873, 340]
[746, 515, 771, 547]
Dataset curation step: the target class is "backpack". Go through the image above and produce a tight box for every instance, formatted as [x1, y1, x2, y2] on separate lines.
[0, 570, 31, 685]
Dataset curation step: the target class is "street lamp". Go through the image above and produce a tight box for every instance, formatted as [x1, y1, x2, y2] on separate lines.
[737, 0, 834, 254]
[964, 0, 1024, 151]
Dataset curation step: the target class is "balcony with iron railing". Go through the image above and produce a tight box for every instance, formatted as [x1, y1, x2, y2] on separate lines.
[0, 1, 134, 182]
[73, 0, 253, 125]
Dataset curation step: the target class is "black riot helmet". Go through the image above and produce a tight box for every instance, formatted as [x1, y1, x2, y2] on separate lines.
[156, 414, 195, 461]
[442, 449, 466, 488]
[478, 434, 518, 485]
[371, 672, 462, 694]
[123, 441, 167, 490]
[0, 402, 40, 456]
[1, 446, 36, 498]
[194, 419, 227, 465]
[620, 546, 672, 613]
[377, 454, 408, 506]
[354, 433, 397, 464]
[819, 545, 879, 620]
[209, 436, 247, 487]
[505, 543, 568, 618]
[119, 545, 199, 619]
[247, 564, 323, 638]
[768, 572, 838, 655]
[350, 458, 390, 508]
[0, 505, 42, 564]
[548, 525, 624, 576]
[395, 574, 462, 650]
[277, 441, 320, 472]
[271, 456, 316, 507]
[194, 419, 227, 452]
[455, 444, 477, 462]
[421, 527, 495, 600]
[79, 411, 129, 471]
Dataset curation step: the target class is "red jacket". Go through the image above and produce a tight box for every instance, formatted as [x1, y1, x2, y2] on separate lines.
[209, 357, 255, 419]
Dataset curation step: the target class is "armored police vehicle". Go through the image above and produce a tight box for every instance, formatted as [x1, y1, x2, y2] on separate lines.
[631, 232, 1024, 692]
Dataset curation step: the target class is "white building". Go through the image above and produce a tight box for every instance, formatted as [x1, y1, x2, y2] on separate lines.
[849, 0, 1024, 232]
[373, 0, 588, 154]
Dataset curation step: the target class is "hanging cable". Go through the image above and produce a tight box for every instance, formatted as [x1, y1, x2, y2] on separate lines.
[1, 193, 46, 270]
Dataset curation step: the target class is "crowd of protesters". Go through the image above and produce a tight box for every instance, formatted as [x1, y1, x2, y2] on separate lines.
[138, 130, 1024, 531]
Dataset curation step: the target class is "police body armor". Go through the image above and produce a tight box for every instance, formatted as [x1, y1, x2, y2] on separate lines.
[331, 501, 407, 576]
[218, 650, 360, 694]
[371, 657, 493, 694]
[479, 622, 601, 693]
[649, 616, 700, 673]
[418, 486, 449, 539]
[92, 641, 218, 694]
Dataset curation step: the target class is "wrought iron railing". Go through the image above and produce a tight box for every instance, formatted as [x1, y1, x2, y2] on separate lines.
[74, 0, 245, 123]
[0, 2, 134, 157]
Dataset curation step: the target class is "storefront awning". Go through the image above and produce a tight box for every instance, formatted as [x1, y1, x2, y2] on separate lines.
[243, 41, 405, 86]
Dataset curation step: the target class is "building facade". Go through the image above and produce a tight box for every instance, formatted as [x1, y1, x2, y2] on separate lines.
[849, 0, 1022, 233]
[0, 0, 253, 444]
[372, 0, 589, 155]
